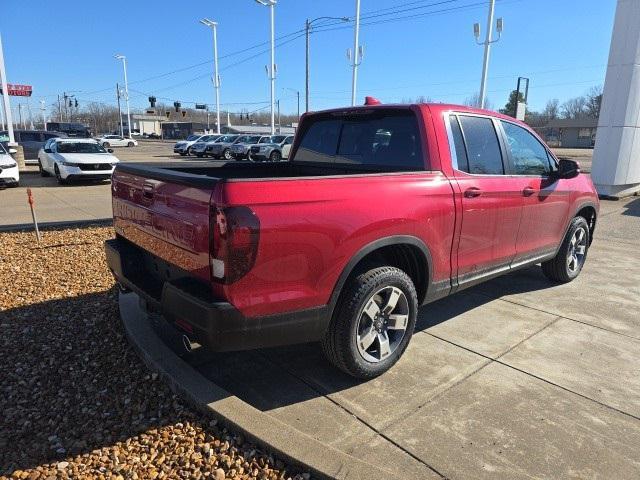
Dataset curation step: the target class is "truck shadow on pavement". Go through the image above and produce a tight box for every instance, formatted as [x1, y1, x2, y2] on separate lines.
[187, 265, 558, 413]
[622, 197, 640, 217]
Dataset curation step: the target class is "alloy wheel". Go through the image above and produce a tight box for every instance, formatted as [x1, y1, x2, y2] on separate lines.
[356, 286, 409, 363]
[567, 226, 587, 274]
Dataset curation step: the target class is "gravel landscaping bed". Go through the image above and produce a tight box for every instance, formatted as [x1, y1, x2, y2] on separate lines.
[0, 226, 303, 479]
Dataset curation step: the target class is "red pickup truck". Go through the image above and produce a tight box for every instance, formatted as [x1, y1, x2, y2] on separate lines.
[105, 102, 598, 378]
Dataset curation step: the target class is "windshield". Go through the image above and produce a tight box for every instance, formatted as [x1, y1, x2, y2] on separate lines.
[292, 109, 424, 169]
[237, 135, 261, 144]
[57, 142, 107, 154]
[186, 135, 200, 141]
[0, 142, 7, 154]
[271, 135, 286, 144]
[217, 135, 238, 143]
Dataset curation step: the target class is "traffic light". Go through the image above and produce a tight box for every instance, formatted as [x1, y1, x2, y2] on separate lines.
[182, 111, 187, 118]
[149, 96, 157, 108]
[165, 111, 171, 119]
[75, 99, 78, 108]
[174, 101, 181, 112]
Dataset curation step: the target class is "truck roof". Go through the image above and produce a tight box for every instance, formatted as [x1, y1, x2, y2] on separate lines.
[304, 102, 531, 130]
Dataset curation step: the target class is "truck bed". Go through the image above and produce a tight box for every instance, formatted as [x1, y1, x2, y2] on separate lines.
[115, 161, 421, 186]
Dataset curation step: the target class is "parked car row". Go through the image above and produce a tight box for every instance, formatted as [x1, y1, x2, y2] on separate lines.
[1, 129, 68, 162]
[174, 133, 294, 161]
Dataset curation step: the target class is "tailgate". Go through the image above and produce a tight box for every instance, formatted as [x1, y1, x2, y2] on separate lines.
[111, 166, 217, 281]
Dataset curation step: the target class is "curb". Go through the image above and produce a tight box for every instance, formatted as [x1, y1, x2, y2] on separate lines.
[0, 218, 112, 233]
[119, 293, 400, 480]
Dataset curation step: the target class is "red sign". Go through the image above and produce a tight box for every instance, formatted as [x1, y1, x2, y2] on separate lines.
[0, 84, 32, 96]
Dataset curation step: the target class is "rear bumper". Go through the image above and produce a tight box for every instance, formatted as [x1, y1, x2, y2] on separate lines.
[105, 238, 329, 352]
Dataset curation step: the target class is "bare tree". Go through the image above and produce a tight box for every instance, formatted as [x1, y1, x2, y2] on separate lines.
[543, 99, 560, 120]
[585, 85, 603, 118]
[464, 92, 492, 110]
[561, 96, 587, 119]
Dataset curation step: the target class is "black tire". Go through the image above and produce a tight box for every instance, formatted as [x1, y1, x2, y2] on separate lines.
[179, 152, 187, 156]
[196, 153, 204, 158]
[186, 147, 192, 156]
[322, 266, 418, 379]
[541, 216, 590, 283]
[39, 160, 50, 177]
[270, 150, 282, 162]
[54, 164, 67, 185]
[223, 149, 232, 161]
[103, 142, 110, 148]
[127, 141, 134, 147]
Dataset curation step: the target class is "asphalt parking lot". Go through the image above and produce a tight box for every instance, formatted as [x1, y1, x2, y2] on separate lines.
[0, 140, 218, 229]
[122, 195, 640, 479]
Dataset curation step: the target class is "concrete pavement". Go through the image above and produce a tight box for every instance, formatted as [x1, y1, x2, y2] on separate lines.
[122, 195, 640, 479]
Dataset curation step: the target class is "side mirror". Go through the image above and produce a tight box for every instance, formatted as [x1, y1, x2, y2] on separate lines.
[556, 159, 580, 179]
[8, 147, 17, 154]
[108, 148, 114, 153]
[44, 148, 52, 153]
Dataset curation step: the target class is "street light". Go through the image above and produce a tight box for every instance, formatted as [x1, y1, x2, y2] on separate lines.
[114, 54, 132, 138]
[255, 0, 276, 135]
[200, 18, 221, 134]
[473, 0, 503, 109]
[283, 87, 300, 119]
[305, 16, 349, 112]
[0, 33, 16, 145]
[350, 0, 362, 106]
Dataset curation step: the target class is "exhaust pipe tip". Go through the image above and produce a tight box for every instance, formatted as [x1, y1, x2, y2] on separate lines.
[182, 334, 193, 353]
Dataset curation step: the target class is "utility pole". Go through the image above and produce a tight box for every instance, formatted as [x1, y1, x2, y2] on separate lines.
[40, 99, 46, 129]
[304, 16, 349, 113]
[63, 92, 69, 121]
[0, 32, 15, 145]
[277, 99, 280, 132]
[18, 103, 23, 129]
[114, 54, 132, 138]
[116, 83, 124, 137]
[284, 88, 300, 119]
[200, 19, 221, 134]
[474, 0, 503, 109]
[255, 0, 276, 135]
[26, 97, 34, 129]
[350, 0, 362, 106]
[57, 95, 62, 121]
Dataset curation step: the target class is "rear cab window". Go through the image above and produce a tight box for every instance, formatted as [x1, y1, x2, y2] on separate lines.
[292, 108, 426, 170]
[446, 113, 505, 175]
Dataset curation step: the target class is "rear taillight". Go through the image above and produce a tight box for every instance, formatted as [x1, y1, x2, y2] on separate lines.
[210, 206, 260, 283]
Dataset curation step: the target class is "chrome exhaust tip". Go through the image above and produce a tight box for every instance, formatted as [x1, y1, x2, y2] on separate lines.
[182, 334, 194, 353]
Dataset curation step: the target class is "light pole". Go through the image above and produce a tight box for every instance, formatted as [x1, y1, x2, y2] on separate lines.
[114, 54, 132, 138]
[350, 0, 363, 106]
[305, 16, 349, 112]
[284, 87, 300, 119]
[0, 33, 15, 145]
[473, 0, 503, 109]
[200, 19, 221, 134]
[40, 99, 46, 129]
[255, 0, 276, 135]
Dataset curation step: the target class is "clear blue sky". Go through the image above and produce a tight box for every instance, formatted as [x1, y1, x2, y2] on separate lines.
[1, 0, 615, 116]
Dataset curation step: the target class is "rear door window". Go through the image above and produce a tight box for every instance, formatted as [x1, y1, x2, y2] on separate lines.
[294, 109, 424, 169]
[457, 115, 504, 175]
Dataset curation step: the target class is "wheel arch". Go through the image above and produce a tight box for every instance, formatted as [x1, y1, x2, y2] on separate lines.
[574, 202, 597, 244]
[327, 235, 433, 318]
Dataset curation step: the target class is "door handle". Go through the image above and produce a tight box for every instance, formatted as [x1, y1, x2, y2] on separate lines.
[522, 186, 536, 197]
[464, 187, 482, 198]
